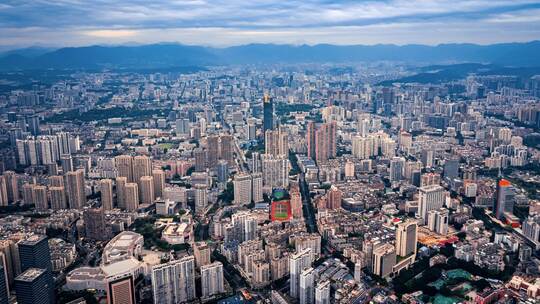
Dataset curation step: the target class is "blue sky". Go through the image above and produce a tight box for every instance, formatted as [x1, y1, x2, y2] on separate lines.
[1, 0, 540, 49]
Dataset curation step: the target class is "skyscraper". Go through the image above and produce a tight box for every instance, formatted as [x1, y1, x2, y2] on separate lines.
[116, 176, 127, 210]
[315, 280, 330, 304]
[290, 186, 303, 219]
[389, 157, 405, 182]
[0, 176, 9, 207]
[15, 268, 54, 304]
[233, 173, 252, 205]
[427, 208, 449, 235]
[261, 154, 289, 189]
[3, 171, 18, 204]
[115, 155, 133, 183]
[263, 94, 274, 132]
[139, 176, 154, 205]
[217, 160, 229, 183]
[306, 121, 337, 163]
[443, 158, 459, 180]
[194, 184, 208, 214]
[265, 128, 288, 156]
[372, 243, 396, 278]
[32, 185, 47, 211]
[418, 185, 445, 224]
[495, 179, 515, 220]
[200, 262, 224, 298]
[206, 136, 219, 168]
[84, 208, 108, 241]
[219, 135, 234, 165]
[18, 235, 52, 273]
[151, 256, 196, 304]
[251, 172, 263, 203]
[152, 169, 165, 199]
[194, 242, 211, 268]
[395, 220, 418, 257]
[100, 179, 114, 210]
[289, 248, 312, 299]
[132, 155, 152, 186]
[124, 183, 139, 211]
[299, 267, 314, 304]
[65, 169, 86, 209]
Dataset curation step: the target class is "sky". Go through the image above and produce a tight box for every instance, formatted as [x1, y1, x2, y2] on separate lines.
[1, 0, 540, 49]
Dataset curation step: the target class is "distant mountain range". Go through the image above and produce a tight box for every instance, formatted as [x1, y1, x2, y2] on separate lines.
[1, 41, 540, 71]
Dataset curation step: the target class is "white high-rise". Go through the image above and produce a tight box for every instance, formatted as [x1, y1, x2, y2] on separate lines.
[151, 256, 196, 304]
[251, 172, 263, 203]
[200, 262, 224, 298]
[299, 267, 315, 304]
[395, 220, 418, 257]
[289, 248, 312, 299]
[418, 185, 445, 224]
[100, 179, 113, 210]
[233, 173, 252, 205]
[315, 280, 331, 304]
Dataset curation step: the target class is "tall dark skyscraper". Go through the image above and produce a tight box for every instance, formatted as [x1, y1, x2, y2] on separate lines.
[14, 268, 54, 304]
[263, 94, 274, 132]
[18, 235, 52, 273]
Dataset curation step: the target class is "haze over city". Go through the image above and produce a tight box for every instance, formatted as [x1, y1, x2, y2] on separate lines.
[1, 1, 540, 304]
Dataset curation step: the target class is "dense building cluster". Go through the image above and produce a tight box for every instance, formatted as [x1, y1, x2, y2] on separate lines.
[0, 64, 539, 304]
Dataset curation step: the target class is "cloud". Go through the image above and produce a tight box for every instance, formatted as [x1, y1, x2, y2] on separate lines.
[0, 0, 539, 47]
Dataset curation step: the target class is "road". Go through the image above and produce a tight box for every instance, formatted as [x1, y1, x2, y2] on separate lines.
[299, 171, 318, 233]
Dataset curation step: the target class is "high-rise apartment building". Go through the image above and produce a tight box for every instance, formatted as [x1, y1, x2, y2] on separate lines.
[200, 262, 224, 298]
[289, 248, 312, 299]
[124, 183, 139, 211]
[306, 121, 337, 163]
[315, 280, 331, 304]
[65, 169, 86, 209]
[100, 179, 114, 210]
[3, 171, 18, 204]
[233, 173, 252, 205]
[194, 184, 208, 214]
[151, 256, 196, 304]
[32, 185, 47, 211]
[115, 155, 133, 183]
[132, 155, 152, 186]
[265, 128, 288, 156]
[139, 176, 154, 204]
[251, 172, 263, 203]
[418, 185, 445, 224]
[84, 208, 108, 241]
[395, 220, 418, 257]
[152, 169, 165, 199]
[116, 177, 127, 210]
[299, 267, 314, 304]
[194, 242, 211, 268]
[372, 243, 396, 278]
[261, 154, 289, 189]
[427, 208, 449, 235]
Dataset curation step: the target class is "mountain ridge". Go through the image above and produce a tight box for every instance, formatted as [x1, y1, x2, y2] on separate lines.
[1, 41, 540, 70]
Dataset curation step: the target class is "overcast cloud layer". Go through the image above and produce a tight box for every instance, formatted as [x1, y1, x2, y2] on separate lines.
[1, 0, 540, 48]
